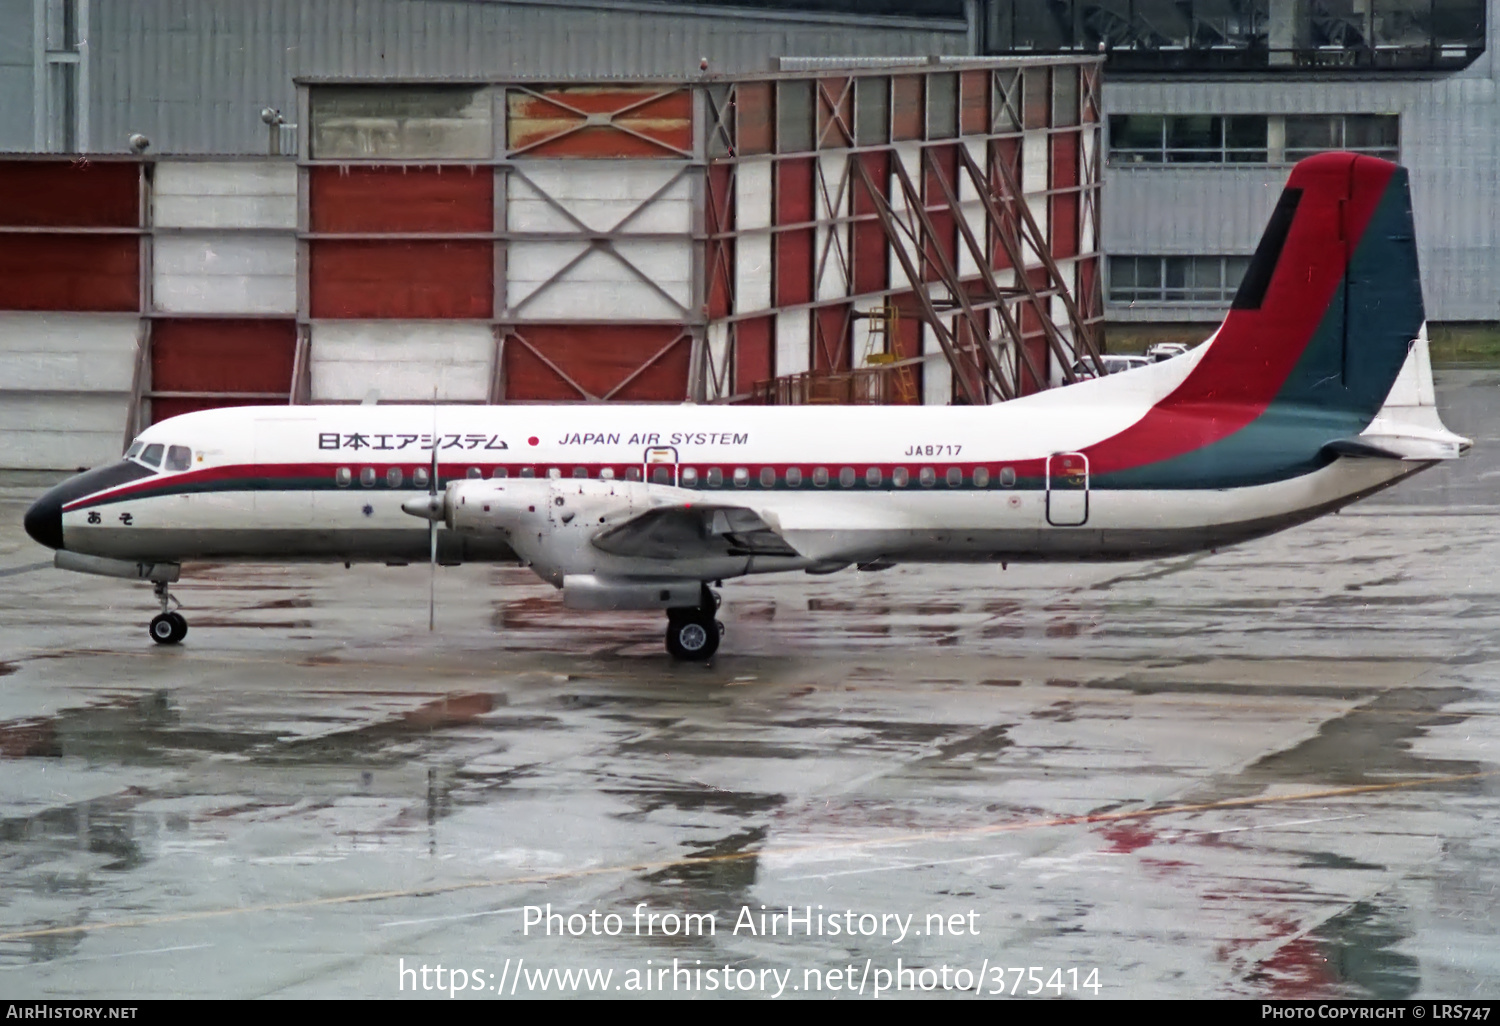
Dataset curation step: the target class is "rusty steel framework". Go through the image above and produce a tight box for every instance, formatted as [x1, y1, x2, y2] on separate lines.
[288, 57, 1107, 409]
[0, 57, 1107, 463]
[695, 58, 1106, 406]
[0, 57, 1108, 451]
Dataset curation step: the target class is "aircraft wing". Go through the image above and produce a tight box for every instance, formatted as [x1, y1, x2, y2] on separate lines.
[590, 503, 802, 561]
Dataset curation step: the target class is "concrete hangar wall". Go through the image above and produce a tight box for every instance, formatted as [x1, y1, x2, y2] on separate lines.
[0, 1, 1105, 471]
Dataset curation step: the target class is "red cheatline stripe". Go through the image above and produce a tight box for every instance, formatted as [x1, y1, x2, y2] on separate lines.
[64, 458, 1070, 510]
[1081, 153, 1397, 476]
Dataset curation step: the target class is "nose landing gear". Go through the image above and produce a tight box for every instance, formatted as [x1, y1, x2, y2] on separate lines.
[665, 584, 723, 661]
[149, 581, 187, 645]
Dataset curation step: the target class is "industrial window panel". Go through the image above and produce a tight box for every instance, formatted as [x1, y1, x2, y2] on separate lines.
[1108, 115, 1268, 163]
[312, 86, 491, 161]
[1285, 114, 1400, 161]
[1108, 256, 1250, 304]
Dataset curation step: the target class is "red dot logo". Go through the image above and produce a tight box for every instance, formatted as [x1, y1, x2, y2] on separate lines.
[528, 436, 539, 446]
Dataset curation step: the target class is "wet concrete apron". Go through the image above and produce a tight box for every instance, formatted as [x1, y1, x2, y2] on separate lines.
[0, 373, 1497, 999]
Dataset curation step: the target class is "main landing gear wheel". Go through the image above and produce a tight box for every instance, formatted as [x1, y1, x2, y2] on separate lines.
[666, 613, 719, 661]
[665, 585, 723, 662]
[148, 581, 187, 645]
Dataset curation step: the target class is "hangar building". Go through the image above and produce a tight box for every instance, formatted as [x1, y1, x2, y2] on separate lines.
[4, 1, 1497, 472]
[976, 1, 1500, 337]
[0, 1, 1103, 470]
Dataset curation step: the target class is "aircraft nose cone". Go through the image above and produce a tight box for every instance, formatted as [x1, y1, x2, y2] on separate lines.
[23, 490, 63, 550]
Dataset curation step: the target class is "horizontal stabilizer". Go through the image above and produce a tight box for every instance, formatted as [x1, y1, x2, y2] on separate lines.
[1323, 432, 1469, 461]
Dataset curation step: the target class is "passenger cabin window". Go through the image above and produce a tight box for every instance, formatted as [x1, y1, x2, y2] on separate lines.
[413, 467, 429, 488]
[706, 467, 723, 487]
[839, 467, 856, 488]
[625, 467, 641, 482]
[165, 445, 192, 472]
[140, 443, 164, 469]
[785, 467, 803, 487]
[360, 467, 376, 487]
[946, 467, 963, 487]
[866, 467, 883, 487]
[812, 467, 829, 487]
[919, 467, 936, 487]
[759, 467, 776, 488]
[469, 467, 483, 479]
[973, 467, 990, 488]
[599, 467, 615, 481]
[387, 467, 403, 488]
[520, 467, 536, 478]
[892, 467, 909, 488]
[492, 468, 508, 479]
[651, 466, 672, 485]
[999, 467, 1017, 487]
[336, 467, 353, 487]
[680, 467, 698, 487]
[733, 468, 749, 488]
[572, 467, 588, 479]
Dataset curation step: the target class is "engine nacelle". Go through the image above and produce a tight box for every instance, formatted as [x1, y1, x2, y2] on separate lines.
[447, 477, 647, 531]
[445, 477, 655, 585]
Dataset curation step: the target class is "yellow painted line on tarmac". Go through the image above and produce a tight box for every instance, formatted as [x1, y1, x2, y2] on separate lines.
[0, 768, 1491, 945]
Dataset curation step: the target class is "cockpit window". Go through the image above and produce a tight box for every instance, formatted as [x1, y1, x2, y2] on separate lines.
[140, 443, 164, 469]
[165, 445, 192, 472]
[125, 442, 144, 459]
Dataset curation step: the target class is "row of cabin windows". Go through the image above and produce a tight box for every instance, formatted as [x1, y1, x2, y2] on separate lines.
[334, 465, 1024, 489]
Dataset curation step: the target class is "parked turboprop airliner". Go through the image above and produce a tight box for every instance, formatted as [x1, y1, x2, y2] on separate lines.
[24, 153, 1470, 659]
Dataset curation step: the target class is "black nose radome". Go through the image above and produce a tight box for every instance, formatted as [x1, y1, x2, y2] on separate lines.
[22, 461, 158, 552]
[24, 491, 63, 550]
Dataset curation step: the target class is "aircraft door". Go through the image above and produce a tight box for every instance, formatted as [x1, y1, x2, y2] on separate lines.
[1046, 452, 1089, 527]
[643, 446, 679, 486]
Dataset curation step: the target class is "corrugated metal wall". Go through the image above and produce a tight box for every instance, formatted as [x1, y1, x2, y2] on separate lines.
[0, 0, 31, 152]
[87, 0, 969, 155]
[1102, 6, 1500, 322]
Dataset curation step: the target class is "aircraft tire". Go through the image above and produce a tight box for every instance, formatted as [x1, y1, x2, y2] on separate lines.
[150, 613, 184, 646]
[666, 613, 719, 662]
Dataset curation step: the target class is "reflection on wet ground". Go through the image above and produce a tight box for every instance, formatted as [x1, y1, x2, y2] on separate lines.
[0, 374, 1497, 999]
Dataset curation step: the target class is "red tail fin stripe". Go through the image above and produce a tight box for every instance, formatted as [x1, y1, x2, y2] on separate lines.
[1084, 153, 1398, 474]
